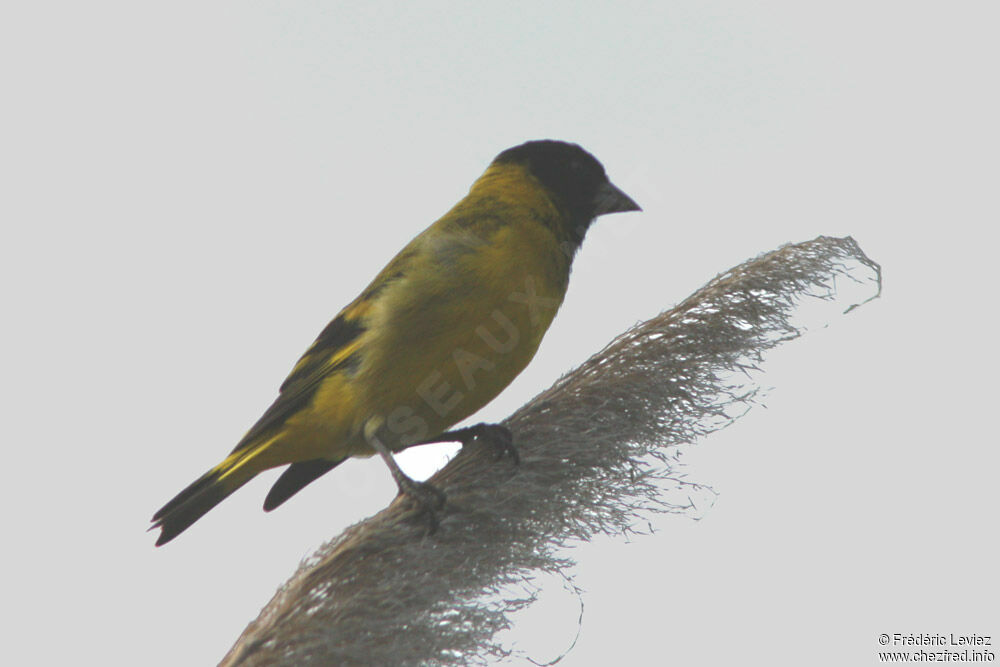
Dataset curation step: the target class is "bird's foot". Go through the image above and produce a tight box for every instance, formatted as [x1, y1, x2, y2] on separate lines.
[395, 475, 447, 533]
[365, 428, 448, 533]
[424, 423, 519, 465]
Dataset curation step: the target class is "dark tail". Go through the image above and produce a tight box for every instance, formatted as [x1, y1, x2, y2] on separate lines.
[263, 457, 345, 512]
[151, 449, 263, 546]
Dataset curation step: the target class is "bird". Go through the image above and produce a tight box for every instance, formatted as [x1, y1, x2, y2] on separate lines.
[151, 139, 640, 546]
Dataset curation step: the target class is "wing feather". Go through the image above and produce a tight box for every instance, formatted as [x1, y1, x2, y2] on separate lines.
[228, 249, 417, 454]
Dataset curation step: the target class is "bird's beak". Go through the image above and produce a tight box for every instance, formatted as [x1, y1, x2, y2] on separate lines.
[593, 180, 642, 216]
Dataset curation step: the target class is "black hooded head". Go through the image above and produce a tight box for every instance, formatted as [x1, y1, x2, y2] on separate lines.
[493, 140, 640, 247]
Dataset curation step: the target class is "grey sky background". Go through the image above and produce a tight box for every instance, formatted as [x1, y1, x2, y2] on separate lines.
[3, 2, 997, 665]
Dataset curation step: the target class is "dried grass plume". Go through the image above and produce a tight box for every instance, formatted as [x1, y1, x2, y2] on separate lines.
[221, 235, 882, 666]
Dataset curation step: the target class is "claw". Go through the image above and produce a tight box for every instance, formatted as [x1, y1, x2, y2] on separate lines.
[418, 422, 520, 465]
[396, 477, 447, 533]
[472, 424, 519, 465]
[366, 428, 447, 532]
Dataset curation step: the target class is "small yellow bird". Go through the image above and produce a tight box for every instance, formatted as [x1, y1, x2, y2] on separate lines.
[151, 140, 640, 545]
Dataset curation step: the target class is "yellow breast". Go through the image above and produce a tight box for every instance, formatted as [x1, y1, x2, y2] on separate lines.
[357, 163, 572, 448]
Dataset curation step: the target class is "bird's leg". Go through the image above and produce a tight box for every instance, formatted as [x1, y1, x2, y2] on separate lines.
[417, 422, 519, 465]
[366, 430, 446, 529]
